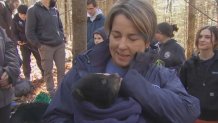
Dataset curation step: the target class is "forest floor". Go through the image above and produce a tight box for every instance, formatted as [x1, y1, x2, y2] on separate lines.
[15, 42, 73, 103]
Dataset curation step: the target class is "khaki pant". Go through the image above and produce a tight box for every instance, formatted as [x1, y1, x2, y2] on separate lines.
[38, 43, 65, 96]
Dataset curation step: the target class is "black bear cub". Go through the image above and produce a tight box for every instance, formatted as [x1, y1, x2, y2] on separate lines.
[10, 102, 49, 123]
[72, 73, 122, 108]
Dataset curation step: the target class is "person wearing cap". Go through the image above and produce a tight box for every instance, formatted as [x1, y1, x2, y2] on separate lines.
[154, 22, 185, 74]
[93, 27, 107, 45]
[12, 4, 44, 81]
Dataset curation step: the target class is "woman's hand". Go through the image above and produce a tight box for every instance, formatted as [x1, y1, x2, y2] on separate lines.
[0, 72, 12, 89]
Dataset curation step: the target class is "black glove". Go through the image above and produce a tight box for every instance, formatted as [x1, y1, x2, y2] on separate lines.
[129, 52, 153, 76]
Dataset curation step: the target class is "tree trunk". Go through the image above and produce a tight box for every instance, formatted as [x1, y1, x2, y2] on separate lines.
[186, 0, 196, 59]
[72, 0, 87, 60]
[216, 0, 218, 26]
[64, 0, 68, 35]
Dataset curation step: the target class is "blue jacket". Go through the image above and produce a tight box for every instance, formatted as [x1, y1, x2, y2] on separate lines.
[43, 40, 200, 123]
[87, 14, 105, 49]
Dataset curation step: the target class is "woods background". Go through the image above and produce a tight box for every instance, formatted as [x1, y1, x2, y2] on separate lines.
[21, 0, 218, 58]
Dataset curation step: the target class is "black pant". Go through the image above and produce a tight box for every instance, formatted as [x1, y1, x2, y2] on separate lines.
[0, 104, 11, 123]
[20, 44, 44, 78]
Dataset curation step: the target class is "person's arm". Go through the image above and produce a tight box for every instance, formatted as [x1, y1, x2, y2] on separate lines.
[122, 67, 200, 123]
[0, 3, 8, 30]
[25, 7, 41, 48]
[173, 45, 186, 73]
[11, 19, 20, 44]
[43, 68, 80, 123]
[2, 29, 20, 84]
[179, 62, 188, 89]
[57, 10, 64, 34]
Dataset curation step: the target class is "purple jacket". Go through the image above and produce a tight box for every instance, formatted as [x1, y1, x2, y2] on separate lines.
[43, 40, 200, 123]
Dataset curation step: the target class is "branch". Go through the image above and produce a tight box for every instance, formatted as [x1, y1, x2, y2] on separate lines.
[184, 0, 218, 23]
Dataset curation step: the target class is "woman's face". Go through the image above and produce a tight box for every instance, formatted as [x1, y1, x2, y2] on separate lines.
[94, 33, 104, 44]
[155, 32, 166, 43]
[109, 14, 148, 68]
[197, 29, 215, 51]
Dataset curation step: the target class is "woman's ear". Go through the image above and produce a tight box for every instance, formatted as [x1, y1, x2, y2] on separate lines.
[145, 41, 150, 49]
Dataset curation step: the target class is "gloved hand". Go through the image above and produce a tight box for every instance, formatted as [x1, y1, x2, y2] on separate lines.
[129, 52, 153, 76]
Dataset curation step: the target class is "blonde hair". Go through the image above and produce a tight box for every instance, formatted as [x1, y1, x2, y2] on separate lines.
[105, 0, 157, 43]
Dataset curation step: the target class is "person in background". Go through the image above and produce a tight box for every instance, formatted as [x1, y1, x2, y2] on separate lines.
[43, 0, 200, 123]
[154, 22, 185, 74]
[0, 26, 20, 123]
[12, 4, 44, 81]
[0, 0, 21, 39]
[87, 0, 105, 49]
[93, 26, 107, 45]
[26, 0, 65, 97]
[180, 26, 218, 123]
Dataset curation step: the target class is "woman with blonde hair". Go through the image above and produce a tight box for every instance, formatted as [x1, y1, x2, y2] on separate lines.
[43, 0, 200, 122]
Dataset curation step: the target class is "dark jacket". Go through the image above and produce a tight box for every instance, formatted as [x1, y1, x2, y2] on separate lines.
[87, 14, 105, 49]
[0, 1, 13, 39]
[43, 40, 200, 123]
[12, 13, 28, 44]
[0, 27, 20, 108]
[25, 1, 64, 48]
[180, 50, 218, 121]
[158, 39, 185, 73]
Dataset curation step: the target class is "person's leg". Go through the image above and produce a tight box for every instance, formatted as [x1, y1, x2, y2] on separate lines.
[20, 45, 31, 80]
[31, 45, 44, 77]
[38, 45, 55, 96]
[54, 43, 65, 86]
[0, 104, 11, 123]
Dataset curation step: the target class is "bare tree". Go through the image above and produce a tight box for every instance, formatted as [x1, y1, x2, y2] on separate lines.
[186, 0, 196, 59]
[64, 0, 68, 34]
[72, 0, 87, 60]
[216, 0, 218, 26]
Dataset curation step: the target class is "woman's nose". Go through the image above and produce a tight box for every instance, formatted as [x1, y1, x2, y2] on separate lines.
[118, 37, 128, 49]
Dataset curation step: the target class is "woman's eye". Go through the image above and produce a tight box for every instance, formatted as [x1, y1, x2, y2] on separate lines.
[113, 35, 121, 39]
[205, 36, 211, 39]
[129, 37, 138, 41]
[129, 35, 141, 41]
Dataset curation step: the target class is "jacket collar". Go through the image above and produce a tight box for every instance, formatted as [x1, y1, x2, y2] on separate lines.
[191, 50, 218, 63]
[87, 14, 104, 22]
[75, 39, 155, 76]
[160, 39, 176, 47]
[75, 40, 111, 76]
